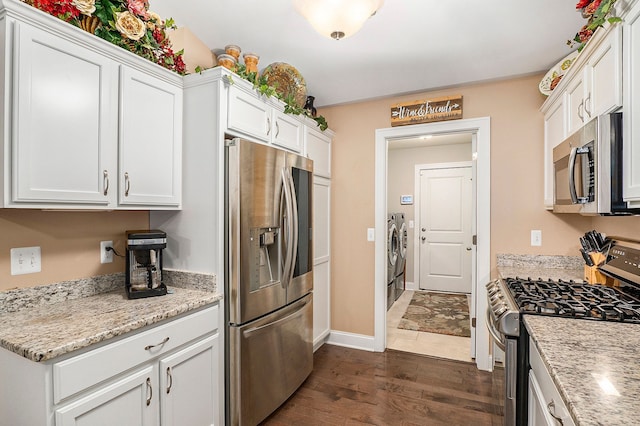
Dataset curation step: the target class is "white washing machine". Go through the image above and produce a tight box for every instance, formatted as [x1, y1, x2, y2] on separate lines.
[394, 212, 407, 300]
[387, 214, 399, 309]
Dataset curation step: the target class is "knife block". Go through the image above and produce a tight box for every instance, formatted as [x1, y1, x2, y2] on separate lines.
[584, 252, 616, 286]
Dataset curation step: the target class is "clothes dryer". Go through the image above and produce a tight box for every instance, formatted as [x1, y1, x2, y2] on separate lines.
[394, 213, 407, 300]
[387, 214, 399, 309]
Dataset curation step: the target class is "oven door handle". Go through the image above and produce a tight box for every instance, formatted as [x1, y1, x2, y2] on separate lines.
[568, 146, 580, 204]
[485, 308, 506, 351]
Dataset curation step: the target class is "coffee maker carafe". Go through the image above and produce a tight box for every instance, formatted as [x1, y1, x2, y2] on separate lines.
[125, 230, 167, 299]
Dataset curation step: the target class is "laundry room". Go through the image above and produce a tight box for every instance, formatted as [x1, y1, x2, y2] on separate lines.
[386, 132, 475, 361]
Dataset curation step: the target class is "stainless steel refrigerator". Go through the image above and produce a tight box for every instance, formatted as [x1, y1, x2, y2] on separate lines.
[225, 138, 313, 426]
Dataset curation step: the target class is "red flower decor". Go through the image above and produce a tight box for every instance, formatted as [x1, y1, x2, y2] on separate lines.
[32, 0, 80, 22]
[576, 0, 591, 9]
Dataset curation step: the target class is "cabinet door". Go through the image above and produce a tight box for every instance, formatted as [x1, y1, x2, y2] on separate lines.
[305, 127, 331, 178]
[272, 109, 303, 152]
[585, 25, 621, 118]
[55, 366, 157, 426]
[227, 86, 271, 142]
[312, 177, 330, 347]
[119, 66, 182, 208]
[564, 72, 586, 135]
[159, 334, 219, 426]
[624, 2, 640, 203]
[12, 22, 118, 206]
[528, 371, 556, 426]
[543, 97, 565, 208]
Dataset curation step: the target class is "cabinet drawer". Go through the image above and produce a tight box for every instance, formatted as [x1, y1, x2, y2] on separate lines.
[53, 304, 218, 404]
[529, 338, 574, 425]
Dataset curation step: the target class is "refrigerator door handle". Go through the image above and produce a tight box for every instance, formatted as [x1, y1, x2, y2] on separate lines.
[241, 296, 311, 337]
[281, 168, 295, 289]
[287, 169, 299, 286]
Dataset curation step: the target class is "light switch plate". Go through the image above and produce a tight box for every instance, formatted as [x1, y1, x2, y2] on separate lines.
[367, 228, 375, 242]
[10, 246, 41, 275]
[531, 230, 542, 247]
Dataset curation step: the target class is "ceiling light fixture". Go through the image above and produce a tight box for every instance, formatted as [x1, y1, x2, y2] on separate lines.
[293, 0, 384, 41]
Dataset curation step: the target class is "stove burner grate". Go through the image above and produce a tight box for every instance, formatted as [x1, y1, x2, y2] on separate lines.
[505, 277, 640, 323]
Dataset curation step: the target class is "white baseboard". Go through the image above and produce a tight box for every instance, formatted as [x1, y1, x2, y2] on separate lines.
[325, 330, 377, 352]
[405, 281, 417, 291]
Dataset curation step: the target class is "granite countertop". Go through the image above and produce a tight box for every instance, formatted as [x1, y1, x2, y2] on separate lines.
[0, 270, 222, 362]
[525, 315, 640, 426]
[496, 253, 585, 282]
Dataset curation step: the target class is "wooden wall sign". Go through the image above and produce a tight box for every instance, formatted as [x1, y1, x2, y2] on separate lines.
[390, 95, 463, 127]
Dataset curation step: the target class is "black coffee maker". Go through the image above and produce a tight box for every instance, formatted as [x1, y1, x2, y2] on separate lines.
[125, 230, 168, 299]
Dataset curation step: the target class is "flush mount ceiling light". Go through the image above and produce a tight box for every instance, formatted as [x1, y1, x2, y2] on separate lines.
[293, 0, 384, 41]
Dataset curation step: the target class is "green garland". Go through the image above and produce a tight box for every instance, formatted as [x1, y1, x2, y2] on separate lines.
[210, 63, 328, 132]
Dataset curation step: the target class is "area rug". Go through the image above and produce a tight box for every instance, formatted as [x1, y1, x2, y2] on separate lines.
[397, 291, 471, 337]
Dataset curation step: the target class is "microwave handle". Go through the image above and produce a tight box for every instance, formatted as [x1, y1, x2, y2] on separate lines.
[568, 146, 579, 204]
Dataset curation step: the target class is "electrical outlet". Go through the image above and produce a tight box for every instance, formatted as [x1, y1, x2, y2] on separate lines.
[100, 241, 113, 264]
[531, 230, 542, 247]
[10, 246, 41, 275]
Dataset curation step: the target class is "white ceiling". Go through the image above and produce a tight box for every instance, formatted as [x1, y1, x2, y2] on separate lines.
[150, 0, 586, 107]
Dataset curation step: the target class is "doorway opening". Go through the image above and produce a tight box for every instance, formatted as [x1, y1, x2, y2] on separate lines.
[386, 133, 474, 361]
[374, 117, 492, 372]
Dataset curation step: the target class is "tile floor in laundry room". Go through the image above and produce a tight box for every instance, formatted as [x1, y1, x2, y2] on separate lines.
[386, 290, 473, 362]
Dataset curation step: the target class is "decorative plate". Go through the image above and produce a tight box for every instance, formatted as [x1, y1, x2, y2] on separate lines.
[261, 62, 307, 108]
[539, 50, 579, 96]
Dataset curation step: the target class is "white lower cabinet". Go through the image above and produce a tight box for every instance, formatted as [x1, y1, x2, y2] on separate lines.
[55, 365, 158, 426]
[159, 335, 219, 426]
[528, 338, 574, 426]
[0, 305, 220, 426]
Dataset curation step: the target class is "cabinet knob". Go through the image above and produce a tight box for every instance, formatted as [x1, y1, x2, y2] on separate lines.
[421, 237, 426, 241]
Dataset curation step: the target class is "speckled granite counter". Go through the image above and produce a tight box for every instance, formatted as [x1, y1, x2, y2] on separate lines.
[524, 315, 640, 426]
[0, 270, 222, 362]
[497, 253, 585, 282]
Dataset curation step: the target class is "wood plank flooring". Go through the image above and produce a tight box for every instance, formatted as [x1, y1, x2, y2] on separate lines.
[262, 344, 504, 426]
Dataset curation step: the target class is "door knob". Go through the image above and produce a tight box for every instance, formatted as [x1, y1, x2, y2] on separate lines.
[421, 228, 426, 232]
[466, 247, 472, 251]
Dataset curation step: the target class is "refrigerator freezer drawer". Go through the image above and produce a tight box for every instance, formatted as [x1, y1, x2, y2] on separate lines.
[229, 293, 313, 426]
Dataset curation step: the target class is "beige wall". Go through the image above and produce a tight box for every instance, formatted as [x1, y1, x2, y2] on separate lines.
[388, 143, 473, 284]
[320, 74, 640, 337]
[0, 210, 148, 291]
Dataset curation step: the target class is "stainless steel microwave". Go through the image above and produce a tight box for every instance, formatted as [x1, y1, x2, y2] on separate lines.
[553, 112, 639, 215]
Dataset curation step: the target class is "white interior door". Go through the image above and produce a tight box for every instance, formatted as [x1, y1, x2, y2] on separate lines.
[418, 166, 472, 293]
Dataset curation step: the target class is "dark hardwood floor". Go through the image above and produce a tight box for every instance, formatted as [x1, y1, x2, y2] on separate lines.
[262, 344, 504, 426]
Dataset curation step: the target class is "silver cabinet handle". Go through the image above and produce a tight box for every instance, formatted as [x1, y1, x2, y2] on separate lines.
[124, 172, 130, 197]
[584, 93, 591, 117]
[103, 170, 109, 196]
[266, 117, 271, 135]
[577, 100, 584, 121]
[547, 400, 564, 425]
[275, 121, 280, 138]
[146, 377, 152, 406]
[166, 367, 173, 394]
[144, 336, 169, 350]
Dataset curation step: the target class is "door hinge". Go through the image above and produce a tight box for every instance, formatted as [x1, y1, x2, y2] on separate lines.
[471, 318, 476, 328]
[472, 235, 477, 245]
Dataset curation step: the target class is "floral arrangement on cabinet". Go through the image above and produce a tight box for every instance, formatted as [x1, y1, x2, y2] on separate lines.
[570, 0, 621, 51]
[23, 0, 185, 74]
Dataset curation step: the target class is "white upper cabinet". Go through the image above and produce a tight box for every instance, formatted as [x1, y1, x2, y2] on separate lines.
[227, 84, 304, 153]
[0, 3, 183, 210]
[305, 126, 332, 178]
[565, 25, 622, 135]
[119, 66, 182, 208]
[623, 0, 640, 204]
[542, 97, 565, 208]
[11, 22, 118, 207]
